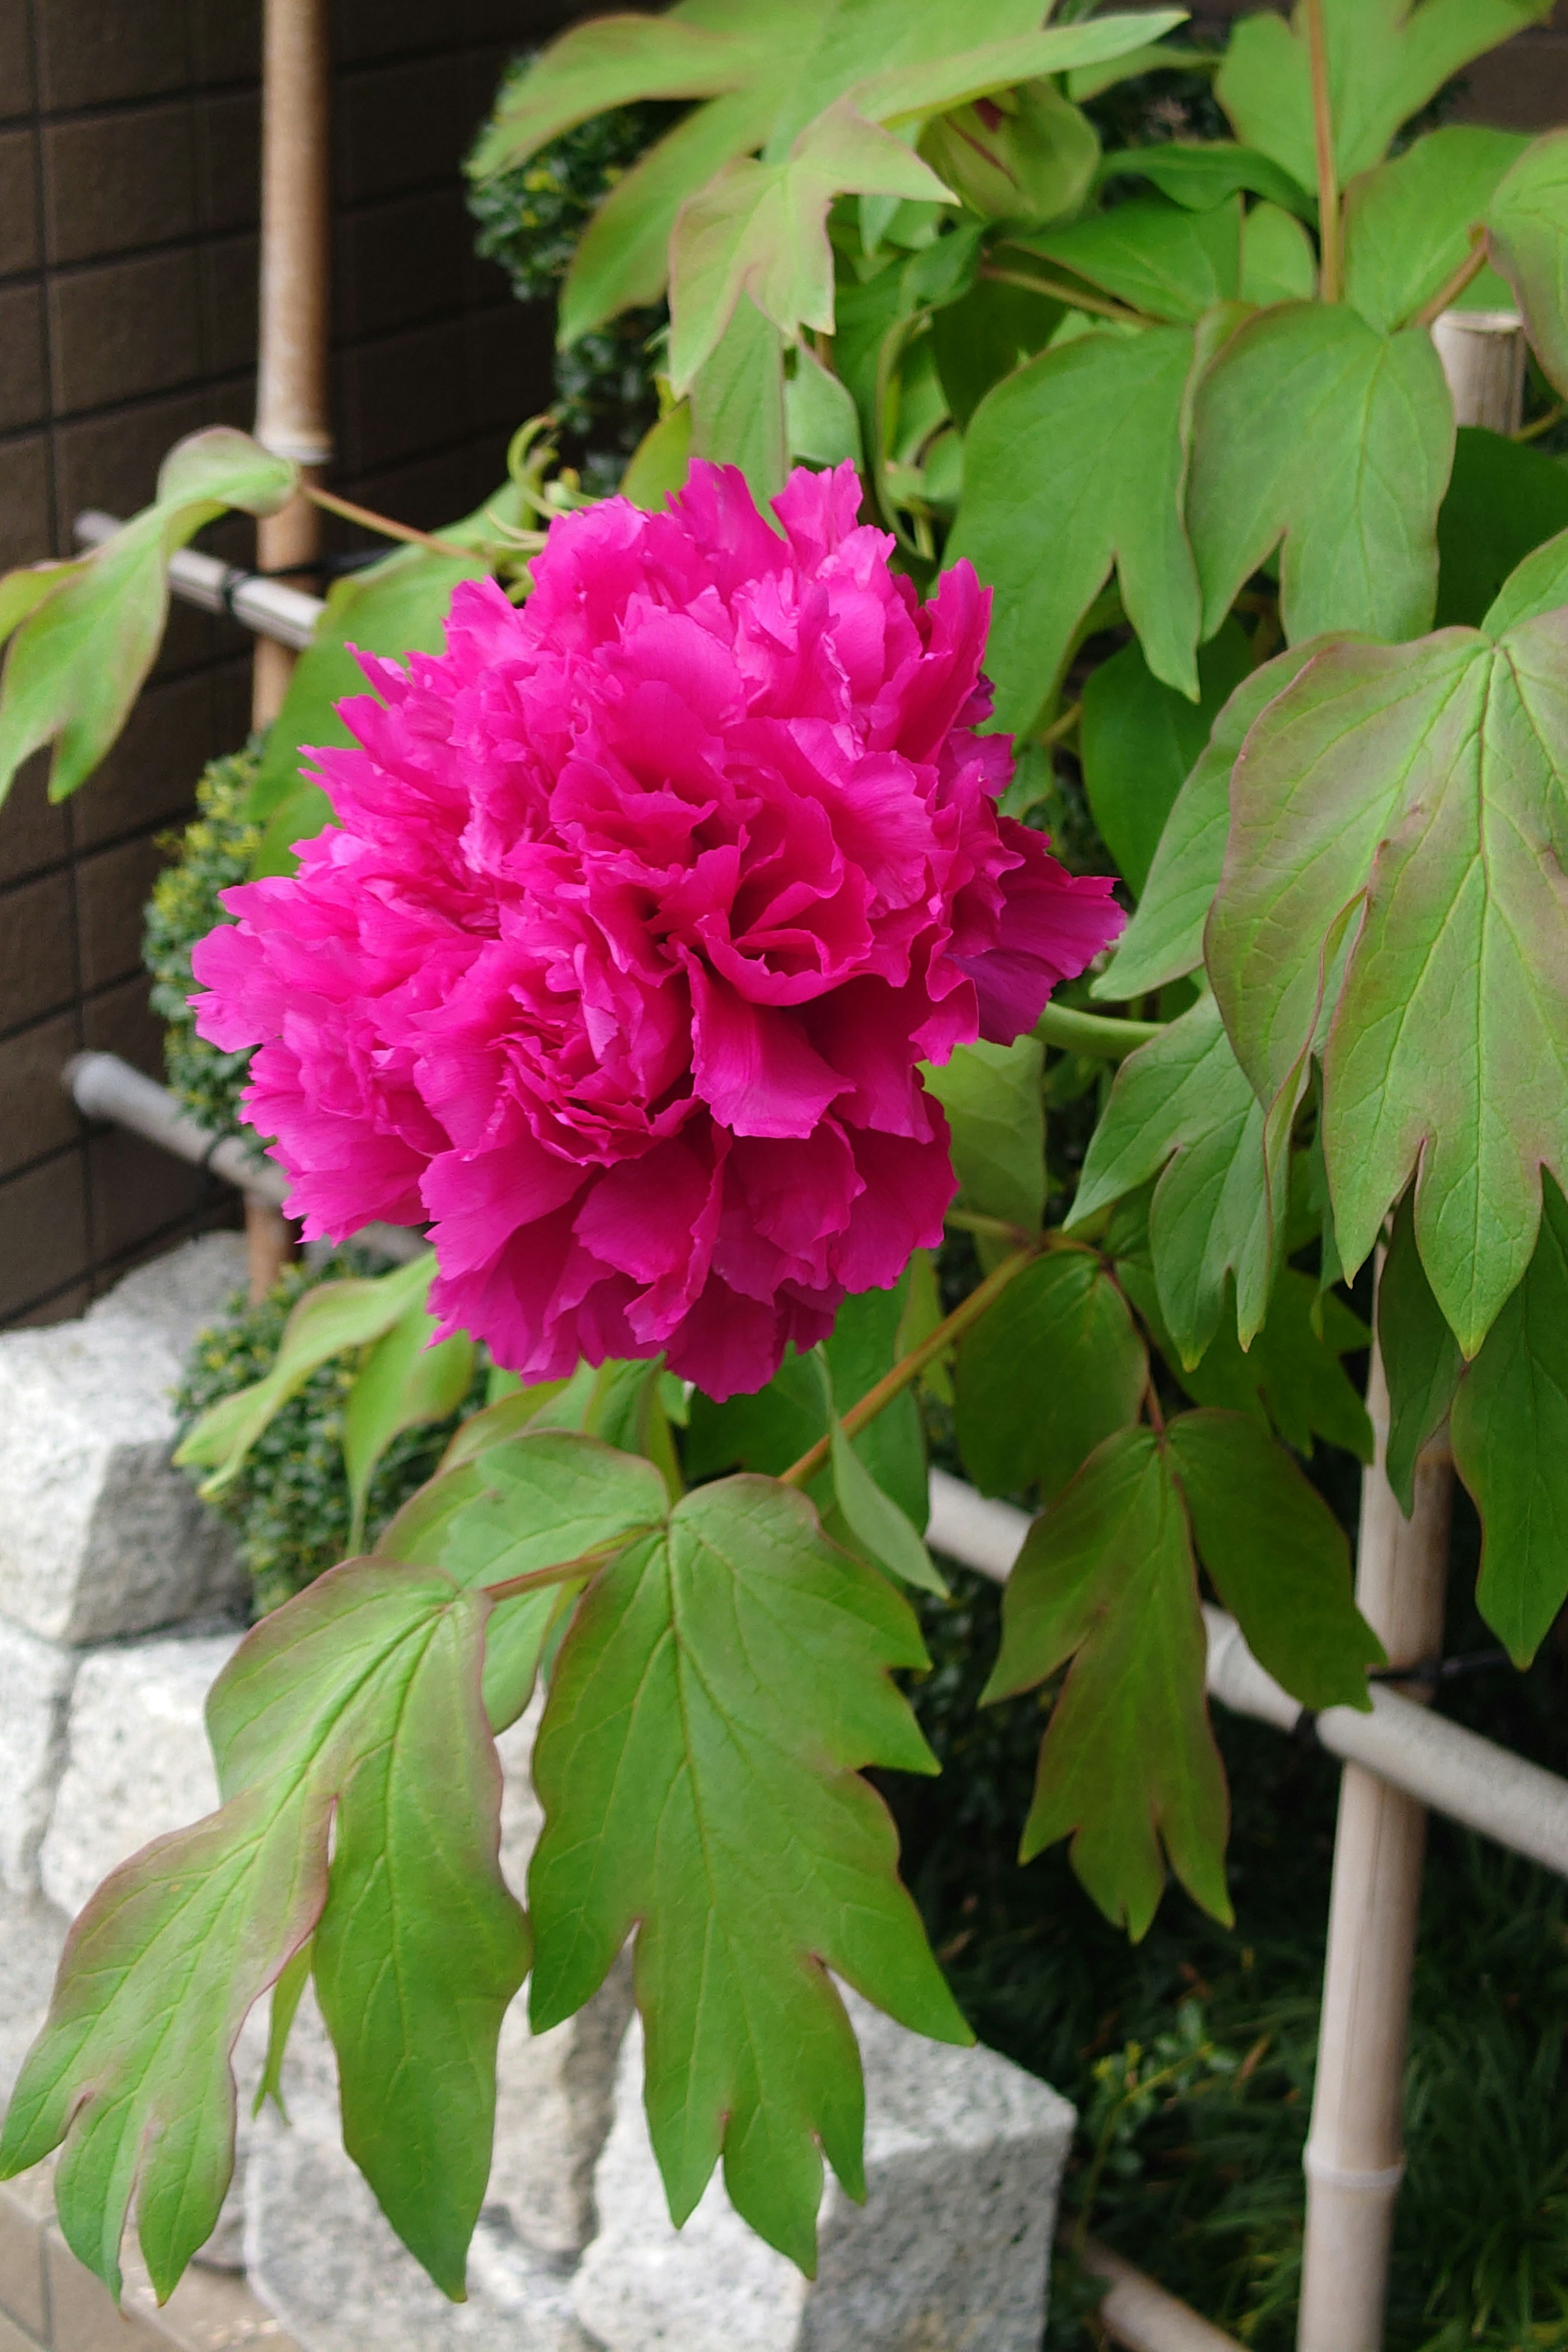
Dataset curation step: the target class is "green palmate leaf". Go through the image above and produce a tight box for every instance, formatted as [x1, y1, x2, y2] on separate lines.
[0, 427, 294, 808]
[1436, 428, 1568, 629]
[930, 275, 1061, 431]
[983, 1426, 1229, 1937]
[764, 0, 1056, 155]
[1071, 993, 1284, 1363]
[1481, 521, 1568, 635]
[175, 1252, 437, 1495]
[1239, 201, 1318, 305]
[0, 1563, 527, 2303]
[1095, 641, 1325, 1001]
[949, 316, 1216, 726]
[1343, 126, 1528, 336]
[1079, 616, 1250, 895]
[1147, 1265, 1374, 1464]
[341, 1301, 474, 1554]
[688, 292, 788, 502]
[1487, 129, 1568, 397]
[1187, 303, 1454, 647]
[922, 1034, 1044, 1241]
[255, 1939, 311, 2122]
[1098, 141, 1313, 217]
[685, 1278, 927, 1528]
[1379, 1188, 1463, 1516]
[954, 1250, 1147, 1503]
[1450, 1179, 1568, 1664]
[1205, 612, 1568, 1355]
[622, 401, 695, 511]
[1166, 1410, 1382, 1707]
[1023, 194, 1241, 325]
[468, 13, 756, 176]
[378, 1426, 669, 1732]
[1215, 0, 1548, 191]
[826, 1409, 946, 1595]
[528, 1476, 969, 2269]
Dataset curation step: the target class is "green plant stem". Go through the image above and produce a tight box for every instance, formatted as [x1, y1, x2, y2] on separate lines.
[303, 485, 474, 560]
[944, 1206, 1033, 1245]
[1304, 0, 1340, 302]
[981, 262, 1147, 330]
[1036, 1003, 1162, 1058]
[1416, 236, 1488, 328]
[1038, 699, 1082, 749]
[482, 1530, 656, 1604]
[1515, 402, 1566, 444]
[780, 1246, 1038, 1490]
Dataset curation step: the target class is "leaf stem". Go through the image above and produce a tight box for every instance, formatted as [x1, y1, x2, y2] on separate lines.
[1516, 403, 1567, 444]
[780, 1246, 1038, 1489]
[481, 1530, 656, 1605]
[1304, 0, 1340, 302]
[944, 1206, 1034, 1245]
[980, 262, 1149, 331]
[304, 485, 475, 560]
[1038, 698, 1082, 748]
[1036, 1003, 1162, 1059]
[1415, 235, 1488, 329]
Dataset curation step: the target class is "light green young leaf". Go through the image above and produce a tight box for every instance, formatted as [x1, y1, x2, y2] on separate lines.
[949, 318, 1210, 727]
[1080, 616, 1250, 895]
[1451, 1180, 1568, 1664]
[175, 1253, 437, 1494]
[1238, 201, 1318, 304]
[341, 1303, 475, 1554]
[0, 1563, 526, 2305]
[954, 1251, 1147, 1503]
[688, 293, 788, 503]
[1094, 640, 1325, 1000]
[528, 1476, 969, 2270]
[0, 426, 294, 808]
[1072, 993, 1285, 1363]
[1167, 1409, 1382, 1707]
[827, 1412, 946, 1593]
[1481, 522, 1568, 636]
[667, 100, 949, 393]
[846, 16, 1188, 137]
[1205, 615, 1568, 1354]
[1098, 141, 1313, 217]
[983, 1425, 1230, 1937]
[1215, 0, 1548, 190]
[1187, 303, 1454, 646]
[922, 1035, 1044, 1239]
[1024, 194, 1241, 324]
[1436, 429, 1568, 630]
[1343, 126, 1527, 335]
[1487, 129, 1568, 396]
[467, 13, 758, 177]
[1378, 1188, 1463, 1516]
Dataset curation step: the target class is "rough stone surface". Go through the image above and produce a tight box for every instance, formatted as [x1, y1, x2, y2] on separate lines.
[0, 1233, 247, 1642]
[573, 1998, 1076, 2352]
[246, 1991, 597, 2352]
[38, 1627, 241, 1918]
[0, 1617, 78, 1895]
[491, 1702, 635, 2261]
[0, 1884, 67, 2107]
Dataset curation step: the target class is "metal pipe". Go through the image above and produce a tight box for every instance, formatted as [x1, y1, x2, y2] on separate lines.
[924, 1469, 1568, 1882]
[63, 1052, 424, 1267]
[74, 510, 323, 649]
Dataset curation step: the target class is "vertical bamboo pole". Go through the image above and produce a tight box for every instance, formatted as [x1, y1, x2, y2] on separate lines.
[1295, 309, 1525, 2352]
[246, 0, 332, 1298]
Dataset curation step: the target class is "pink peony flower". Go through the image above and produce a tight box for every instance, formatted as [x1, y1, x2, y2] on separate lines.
[193, 462, 1121, 1399]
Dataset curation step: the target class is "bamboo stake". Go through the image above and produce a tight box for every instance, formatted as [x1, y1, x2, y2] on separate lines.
[1295, 302, 1526, 2352]
[246, 0, 331, 1298]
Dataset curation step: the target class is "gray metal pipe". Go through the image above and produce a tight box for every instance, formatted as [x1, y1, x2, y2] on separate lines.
[73, 510, 324, 648]
[63, 1051, 424, 1265]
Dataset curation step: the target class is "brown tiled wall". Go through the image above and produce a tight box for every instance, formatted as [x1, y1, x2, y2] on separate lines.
[0, 0, 560, 1330]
